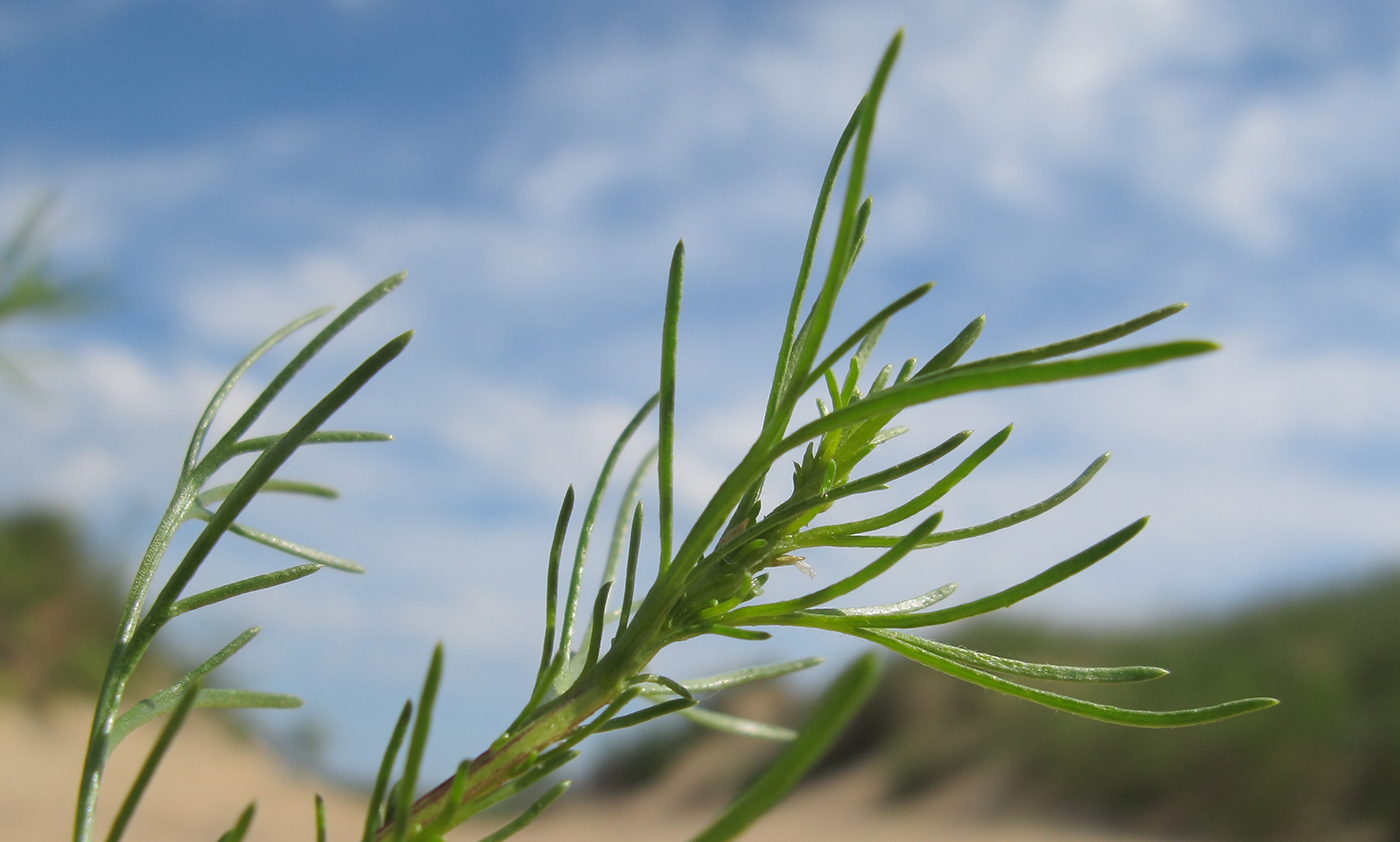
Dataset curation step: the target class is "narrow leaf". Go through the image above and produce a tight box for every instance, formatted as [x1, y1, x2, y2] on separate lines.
[936, 303, 1188, 378]
[184, 308, 329, 476]
[533, 486, 574, 703]
[195, 478, 339, 508]
[688, 652, 881, 842]
[104, 681, 201, 842]
[617, 503, 643, 636]
[764, 100, 863, 426]
[922, 453, 1110, 545]
[474, 781, 570, 842]
[169, 563, 322, 617]
[198, 272, 405, 476]
[560, 394, 659, 664]
[797, 284, 930, 399]
[778, 341, 1217, 458]
[216, 803, 257, 842]
[596, 698, 696, 733]
[659, 240, 684, 575]
[603, 446, 657, 599]
[109, 628, 260, 752]
[861, 629, 1276, 727]
[394, 644, 444, 842]
[870, 630, 1168, 682]
[678, 657, 825, 693]
[915, 314, 985, 377]
[221, 430, 392, 464]
[726, 509, 942, 622]
[795, 518, 1150, 631]
[363, 701, 413, 842]
[681, 707, 798, 742]
[806, 583, 958, 617]
[796, 426, 1010, 544]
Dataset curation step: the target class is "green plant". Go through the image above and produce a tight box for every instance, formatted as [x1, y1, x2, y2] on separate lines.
[1, 196, 90, 391]
[73, 30, 1275, 842]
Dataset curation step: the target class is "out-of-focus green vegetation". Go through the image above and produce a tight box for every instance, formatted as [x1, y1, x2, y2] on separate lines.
[595, 568, 1400, 841]
[0, 197, 92, 391]
[0, 512, 127, 701]
[843, 569, 1400, 840]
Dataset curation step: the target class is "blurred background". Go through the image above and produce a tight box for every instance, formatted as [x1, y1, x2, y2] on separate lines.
[2, 1, 1398, 840]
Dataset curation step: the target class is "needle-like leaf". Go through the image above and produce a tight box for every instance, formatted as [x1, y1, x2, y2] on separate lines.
[474, 781, 570, 842]
[216, 803, 257, 842]
[169, 563, 323, 617]
[861, 629, 1276, 727]
[393, 644, 444, 842]
[677, 657, 825, 693]
[870, 630, 1168, 683]
[108, 628, 260, 752]
[104, 681, 201, 842]
[688, 653, 881, 842]
[659, 241, 684, 575]
[363, 701, 412, 842]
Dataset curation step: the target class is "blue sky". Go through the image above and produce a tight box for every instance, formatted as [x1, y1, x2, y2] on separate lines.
[2, 0, 1399, 785]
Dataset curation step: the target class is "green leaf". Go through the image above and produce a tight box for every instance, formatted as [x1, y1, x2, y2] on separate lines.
[474, 781, 570, 842]
[189, 688, 302, 710]
[183, 510, 364, 573]
[659, 240, 684, 575]
[409, 759, 471, 842]
[560, 394, 658, 669]
[603, 446, 657, 601]
[582, 580, 613, 673]
[764, 99, 863, 428]
[786, 518, 1149, 632]
[797, 283, 930, 399]
[795, 426, 1010, 544]
[447, 749, 578, 828]
[531, 486, 574, 708]
[221, 429, 392, 463]
[216, 803, 257, 842]
[197, 272, 405, 476]
[869, 630, 1168, 682]
[860, 628, 1277, 727]
[195, 478, 339, 508]
[812, 452, 1110, 550]
[104, 681, 201, 842]
[135, 330, 412, 655]
[109, 628, 261, 752]
[363, 701, 413, 842]
[780, 31, 902, 416]
[169, 563, 322, 617]
[617, 502, 643, 636]
[596, 697, 697, 733]
[725, 509, 943, 622]
[778, 341, 1217, 458]
[688, 652, 881, 842]
[936, 303, 1188, 378]
[922, 452, 1110, 545]
[915, 314, 985, 376]
[183, 307, 330, 476]
[680, 707, 798, 742]
[806, 583, 958, 617]
[677, 657, 825, 693]
[394, 644, 444, 842]
[315, 794, 327, 842]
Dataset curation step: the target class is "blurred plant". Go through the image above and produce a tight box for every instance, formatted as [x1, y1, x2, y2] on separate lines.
[73, 29, 1275, 842]
[0, 196, 90, 391]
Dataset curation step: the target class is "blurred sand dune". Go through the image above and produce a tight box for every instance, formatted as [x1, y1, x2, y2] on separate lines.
[1, 700, 1184, 842]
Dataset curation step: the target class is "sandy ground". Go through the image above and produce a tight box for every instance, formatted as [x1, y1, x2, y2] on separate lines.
[2, 700, 1186, 842]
